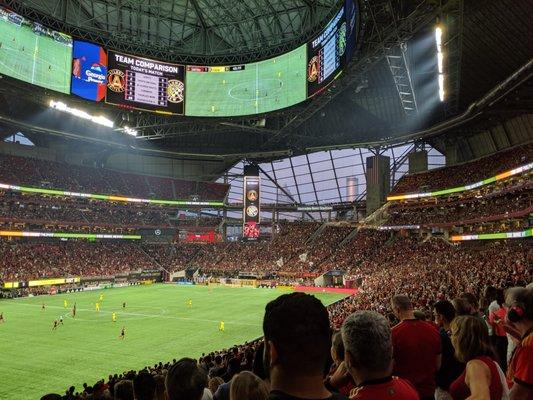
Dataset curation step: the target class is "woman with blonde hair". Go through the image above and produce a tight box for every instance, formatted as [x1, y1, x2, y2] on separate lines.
[229, 371, 268, 400]
[449, 315, 508, 400]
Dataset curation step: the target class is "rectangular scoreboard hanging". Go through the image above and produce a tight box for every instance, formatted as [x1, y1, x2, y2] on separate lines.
[106, 51, 185, 115]
[243, 165, 260, 241]
[307, 7, 347, 97]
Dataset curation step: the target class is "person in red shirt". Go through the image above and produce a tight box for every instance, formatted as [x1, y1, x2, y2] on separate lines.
[449, 315, 505, 400]
[390, 295, 442, 400]
[341, 310, 419, 400]
[505, 286, 533, 400]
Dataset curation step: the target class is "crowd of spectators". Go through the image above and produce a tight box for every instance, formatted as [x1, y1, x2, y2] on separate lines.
[0, 154, 229, 201]
[43, 286, 533, 400]
[390, 144, 532, 195]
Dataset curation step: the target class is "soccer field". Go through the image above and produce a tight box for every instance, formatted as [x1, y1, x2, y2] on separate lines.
[0, 284, 346, 399]
[185, 44, 307, 117]
[0, 13, 72, 94]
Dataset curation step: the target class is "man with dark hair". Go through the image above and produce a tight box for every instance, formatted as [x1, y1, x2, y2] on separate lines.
[505, 287, 533, 400]
[341, 311, 419, 399]
[263, 292, 347, 400]
[114, 379, 134, 400]
[166, 358, 207, 400]
[391, 295, 441, 400]
[433, 300, 464, 400]
[133, 371, 156, 400]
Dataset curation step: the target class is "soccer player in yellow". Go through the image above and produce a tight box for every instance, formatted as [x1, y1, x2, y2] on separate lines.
[99, 294, 104, 302]
[64, 299, 68, 308]
[112, 312, 117, 322]
[187, 299, 193, 308]
[219, 321, 225, 332]
[95, 302, 100, 312]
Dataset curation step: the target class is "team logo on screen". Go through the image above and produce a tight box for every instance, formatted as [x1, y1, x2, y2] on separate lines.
[247, 190, 258, 202]
[246, 205, 259, 217]
[167, 79, 185, 104]
[307, 56, 319, 83]
[107, 69, 125, 92]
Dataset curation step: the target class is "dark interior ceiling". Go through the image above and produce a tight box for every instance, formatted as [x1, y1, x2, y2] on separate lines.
[0, 0, 532, 161]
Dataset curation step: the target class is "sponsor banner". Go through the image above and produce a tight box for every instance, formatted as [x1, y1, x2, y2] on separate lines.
[294, 285, 358, 295]
[387, 162, 533, 201]
[106, 51, 185, 114]
[297, 205, 334, 211]
[307, 7, 346, 97]
[451, 229, 532, 242]
[71, 40, 107, 101]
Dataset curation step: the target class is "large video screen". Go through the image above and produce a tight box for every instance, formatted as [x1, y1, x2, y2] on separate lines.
[106, 51, 185, 115]
[71, 40, 107, 102]
[307, 7, 346, 97]
[345, 0, 358, 62]
[0, 6, 72, 94]
[185, 44, 306, 117]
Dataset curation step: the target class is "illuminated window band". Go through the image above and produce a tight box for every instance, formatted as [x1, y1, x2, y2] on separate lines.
[0, 231, 141, 240]
[387, 162, 532, 201]
[0, 183, 224, 207]
[451, 229, 532, 242]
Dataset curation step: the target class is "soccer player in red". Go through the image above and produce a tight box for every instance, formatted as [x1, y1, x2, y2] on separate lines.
[505, 286, 533, 400]
[390, 295, 441, 400]
[341, 310, 419, 400]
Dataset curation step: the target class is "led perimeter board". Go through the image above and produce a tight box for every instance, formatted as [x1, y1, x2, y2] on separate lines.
[0, 6, 72, 94]
[106, 51, 185, 115]
[307, 7, 346, 97]
[71, 40, 107, 101]
[185, 45, 306, 117]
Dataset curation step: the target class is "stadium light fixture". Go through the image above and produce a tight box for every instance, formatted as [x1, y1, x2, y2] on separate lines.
[123, 126, 138, 136]
[49, 100, 114, 128]
[435, 25, 445, 102]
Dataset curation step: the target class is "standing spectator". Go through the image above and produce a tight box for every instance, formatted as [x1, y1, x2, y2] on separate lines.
[488, 289, 508, 372]
[505, 287, 533, 400]
[230, 371, 269, 400]
[390, 295, 442, 400]
[115, 380, 134, 400]
[166, 358, 208, 400]
[449, 316, 505, 400]
[263, 292, 347, 400]
[433, 300, 464, 400]
[341, 310, 419, 399]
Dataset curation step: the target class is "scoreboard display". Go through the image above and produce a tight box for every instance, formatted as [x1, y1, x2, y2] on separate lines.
[71, 40, 107, 102]
[106, 51, 185, 115]
[185, 45, 306, 117]
[307, 7, 347, 97]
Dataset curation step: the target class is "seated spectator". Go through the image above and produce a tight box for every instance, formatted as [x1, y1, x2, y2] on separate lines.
[326, 331, 354, 397]
[433, 300, 464, 400]
[449, 316, 506, 400]
[263, 292, 347, 399]
[504, 286, 533, 400]
[133, 371, 156, 400]
[115, 379, 134, 400]
[390, 295, 441, 400]
[341, 310, 419, 399]
[166, 358, 208, 400]
[230, 371, 269, 400]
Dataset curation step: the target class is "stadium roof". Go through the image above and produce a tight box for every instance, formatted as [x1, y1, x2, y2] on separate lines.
[4, 0, 341, 63]
[0, 0, 531, 163]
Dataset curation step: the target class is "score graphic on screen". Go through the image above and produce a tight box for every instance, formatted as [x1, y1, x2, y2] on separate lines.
[307, 7, 346, 97]
[106, 51, 185, 114]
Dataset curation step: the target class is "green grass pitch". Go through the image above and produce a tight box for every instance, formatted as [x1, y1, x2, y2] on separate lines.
[0, 16, 71, 94]
[185, 44, 307, 117]
[0, 284, 346, 399]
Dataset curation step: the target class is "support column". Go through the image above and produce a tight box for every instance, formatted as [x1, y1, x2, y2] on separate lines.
[366, 155, 391, 215]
